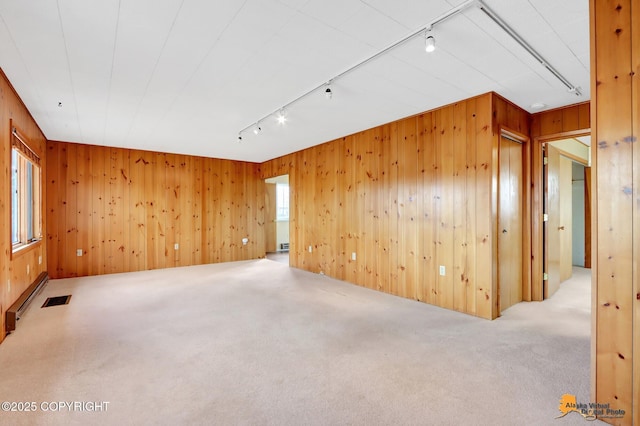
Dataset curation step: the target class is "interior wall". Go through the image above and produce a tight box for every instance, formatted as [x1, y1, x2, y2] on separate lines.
[0, 69, 48, 343]
[260, 92, 529, 320]
[277, 221, 289, 250]
[46, 141, 265, 279]
[591, 0, 639, 423]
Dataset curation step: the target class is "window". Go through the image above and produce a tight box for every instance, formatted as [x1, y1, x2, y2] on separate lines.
[276, 183, 289, 221]
[11, 126, 42, 252]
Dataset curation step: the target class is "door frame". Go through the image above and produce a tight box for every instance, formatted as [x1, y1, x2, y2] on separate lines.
[497, 127, 531, 314]
[531, 129, 591, 301]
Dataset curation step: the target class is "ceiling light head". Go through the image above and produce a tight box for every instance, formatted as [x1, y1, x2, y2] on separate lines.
[568, 86, 582, 96]
[276, 109, 287, 124]
[58, 101, 63, 108]
[425, 34, 436, 53]
[530, 102, 547, 110]
[325, 85, 333, 99]
[237, 134, 243, 143]
[253, 124, 262, 135]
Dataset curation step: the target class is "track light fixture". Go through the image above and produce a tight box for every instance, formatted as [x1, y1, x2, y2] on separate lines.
[425, 32, 436, 53]
[325, 84, 333, 99]
[277, 109, 287, 124]
[237, 133, 243, 143]
[235, 0, 582, 144]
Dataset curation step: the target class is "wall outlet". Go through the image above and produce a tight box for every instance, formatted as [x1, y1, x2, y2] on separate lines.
[351, 252, 357, 261]
[439, 265, 446, 276]
[174, 243, 179, 250]
[308, 245, 313, 253]
[77, 249, 83, 257]
[242, 238, 249, 245]
[38, 255, 42, 265]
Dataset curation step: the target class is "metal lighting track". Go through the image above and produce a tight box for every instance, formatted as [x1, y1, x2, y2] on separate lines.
[475, 0, 582, 96]
[239, 0, 582, 137]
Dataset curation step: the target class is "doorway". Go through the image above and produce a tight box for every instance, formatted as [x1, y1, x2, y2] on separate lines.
[543, 136, 591, 299]
[265, 175, 290, 265]
[498, 133, 525, 314]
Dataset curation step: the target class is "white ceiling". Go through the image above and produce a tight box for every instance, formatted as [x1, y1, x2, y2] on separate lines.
[0, 0, 589, 163]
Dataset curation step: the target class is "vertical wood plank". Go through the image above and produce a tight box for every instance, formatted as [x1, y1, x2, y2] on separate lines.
[46, 142, 60, 278]
[422, 113, 436, 304]
[632, 1, 640, 419]
[592, 0, 635, 420]
[475, 95, 494, 319]
[379, 126, 391, 293]
[401, 117, 419, 299]
[76, 144, 90, 277]
[453, 102, 467, 312]
[438, 106, 455, 310]
[129, 150, 146, 272]
[388, 123, 399, 296]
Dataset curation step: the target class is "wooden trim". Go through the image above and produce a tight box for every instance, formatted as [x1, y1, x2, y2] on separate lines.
[533, 129, 591, 143]
[499, 126, 532, 303]
[533, 101, 591, 118]
[10, 239, 43, 260]
[0, 68, 48, 143]
[584, 167, 592, 269]
[551, 146, 589, 166]
[10, 121, 41, 165]
[531, 128, 590, 302]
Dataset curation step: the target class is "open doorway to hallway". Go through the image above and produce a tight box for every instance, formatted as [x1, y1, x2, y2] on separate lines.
[543, 135, 591, 300]
[265, 175, 290, 265]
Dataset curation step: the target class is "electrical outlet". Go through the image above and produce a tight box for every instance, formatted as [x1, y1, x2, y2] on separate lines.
[351, 252, 357, 261]
[174, 243, 179, 250]
[439, 265, 446, 276]
[38, 255, 42, 265]
[308, 245, 313, 253]
[77, 249, 83, 257]
[242, 238, 249, 245]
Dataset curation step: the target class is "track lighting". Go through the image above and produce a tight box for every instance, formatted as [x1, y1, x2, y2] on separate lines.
[325, 85, 332, 99]
[276, 109, 287, 124]
[237, 134, 242, 143]
[236, 0, 581, 144]
[425, 33, 435, 53]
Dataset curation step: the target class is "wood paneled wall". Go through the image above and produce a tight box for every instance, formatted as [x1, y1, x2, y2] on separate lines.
[531, 102, 590, 139]
[261, 92, 529, 319]
[46, 142, 265, 279]
[591, 1, 638, 424]
[0, 69, 48, 343]
[530, 102, 591, 301]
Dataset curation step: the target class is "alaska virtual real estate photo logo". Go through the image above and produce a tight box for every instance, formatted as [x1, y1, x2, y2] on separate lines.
[556, 394, 625, 422]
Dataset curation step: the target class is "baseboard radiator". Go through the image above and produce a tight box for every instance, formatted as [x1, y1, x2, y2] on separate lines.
[280, 243, 289, 251]
[6, 272, 48, 334]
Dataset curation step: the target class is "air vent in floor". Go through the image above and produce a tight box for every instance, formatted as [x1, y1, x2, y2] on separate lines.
[42, 295, 72, 308]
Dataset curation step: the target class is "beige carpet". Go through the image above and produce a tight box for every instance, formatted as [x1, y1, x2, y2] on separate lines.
[0, 262, 600, 425]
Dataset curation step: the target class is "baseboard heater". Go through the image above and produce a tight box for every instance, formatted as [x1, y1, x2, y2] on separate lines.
[280, 243, 289, 251]
[6, 272, 48, 334]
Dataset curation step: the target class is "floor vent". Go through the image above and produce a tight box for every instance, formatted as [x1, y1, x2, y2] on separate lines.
[42, 295, 72, 308]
